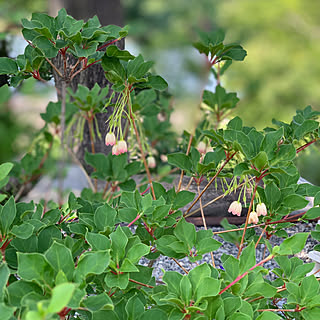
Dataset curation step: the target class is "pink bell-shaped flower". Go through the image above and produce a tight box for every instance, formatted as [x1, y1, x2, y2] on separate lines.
[117, 140, 127, 154]
[248, 211, 259, 224]
[105, 132, 116, 146]
[228, 201, 242, 216]
[256, 203, 267, 216]
[112, 144, 119, 155]
[147, 156, 156, 168]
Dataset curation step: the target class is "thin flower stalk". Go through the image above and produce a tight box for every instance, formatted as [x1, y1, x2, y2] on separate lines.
[197, 184, 216, 268]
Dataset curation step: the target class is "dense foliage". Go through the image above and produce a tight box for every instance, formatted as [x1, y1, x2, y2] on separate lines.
[0, 9, 320, 320]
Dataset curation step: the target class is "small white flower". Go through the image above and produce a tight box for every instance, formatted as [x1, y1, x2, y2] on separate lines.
[117, 140, 127, 154]
[147, 156, 156, 168]
[105, 132, 116, 146]
[248, 211, 259, 224]
[228, 201, 242, 216]
[257, 203, 267, 216]
[197, 141, 207, 154]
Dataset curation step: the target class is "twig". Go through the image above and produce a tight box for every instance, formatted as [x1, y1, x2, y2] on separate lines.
[171, 258, 189, 274]
[255, 225, 268, 249]
[176, 134, 193, 192]
[184, 152, 237, 216]
[197, 184, 215, 268]
[45, 57, 63, 78]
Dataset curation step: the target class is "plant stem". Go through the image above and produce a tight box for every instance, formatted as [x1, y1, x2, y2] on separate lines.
[296, 138, 318, 153]
[45, 57, 63, 78]
[127, 90, 156, 199]
[184, 152, 237, 216]
[255, 225, 268, 249]
[87, 115, 97, 192]
[172, 258, 189, 274]
[185, 178, 254, 218]
[177, 134, 193, 192]
[128, 278, 154, 288]
[197, 184, 215, 268]
[219, 254, 274, 295]
[237, 180, 259, 258]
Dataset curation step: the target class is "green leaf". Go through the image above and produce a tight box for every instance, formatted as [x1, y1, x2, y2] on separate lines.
[256, 311, 281, 320]
[172, 190, 195, 210]
[239, 241, 255, 273]
[279, 233, 309, 255]
[195, 277, 220, 302]
[139, 309, 167, 320]
[33, 35, 59, 58]
[294, 120, 319, 139]
[110, 227, 128, 264]
[167, 153, 192, 171]
[47, 283, 76, 313]
[125, 294, 144, 320]
[223, 296, 242, 317]
[105, 272, 129, 289]
[180, 276, 192, 305]
[94, 204, 117, 232]
[83, 293, 114, 311]
[75, 250, 110, 281]
[148, 75, 168, 90]
[7, 280, 42, 307]
[0, 263, 10, 302]
[0, 57, 18, 74]
[301, 307, 320, 320]
[0, 162, 13, 180]
[17, 252, 52, 283]
[119, 258, 139, 273]
[251, 151, 268, 170]
[188, 263, 211, 290]
[174, 218, 196, 249]
[283, 194, 309, 210]
[305, 207, 320, 220]
[107, 45, 135, 61]
[300, 275, 319, 302]
[260, 128, 284, 159]
[245, 282, 277, 298]
[126, 243, 150, 264]
[45, 241, 74, 281]
[163, 271, 183, 296]
[11, 222, 34, 239]
[0, 303, 16, 320]
[0, 197, 16, 235]
[86, 232, 111, 251]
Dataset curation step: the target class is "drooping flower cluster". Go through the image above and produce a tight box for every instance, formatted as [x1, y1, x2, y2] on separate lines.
[105, 132, 128, 155]
[228, 201, 242, 216]
[111, 140, 128, 156]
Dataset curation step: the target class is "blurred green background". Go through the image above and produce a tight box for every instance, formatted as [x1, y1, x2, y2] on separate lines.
[1, 0, 320, 183]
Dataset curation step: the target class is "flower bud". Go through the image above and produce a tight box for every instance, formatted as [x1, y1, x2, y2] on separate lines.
[117, 140, 127, 154]
[228, 201, 242, 216]
[256, 203, 267, 216]
[147, 156, 156, 168]
[105, 132, 116, 146]
[197, 141, 207, 154]
[248, 211, 259, 224]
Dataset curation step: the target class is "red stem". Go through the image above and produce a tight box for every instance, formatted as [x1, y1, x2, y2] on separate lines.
[296, 138, 318, 153]
[219, 255, 274, 295]
[127, 214, 141, 227]
[97, 38, 120, 51]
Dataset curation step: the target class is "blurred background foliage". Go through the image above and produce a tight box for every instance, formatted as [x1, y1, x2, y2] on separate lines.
[0, 0, 320, 183]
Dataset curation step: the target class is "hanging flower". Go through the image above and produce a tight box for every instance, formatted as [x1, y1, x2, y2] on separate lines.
[197, 141, 207, 154]
[228, 201, 242, 216]
[147, 156, 156, 168]
[248, 211, 259, 224]
[257, 203, 267, 216]
[112, 144, 119, 155]
[117, 140, 127, 154]
[105, 132, 116, 146]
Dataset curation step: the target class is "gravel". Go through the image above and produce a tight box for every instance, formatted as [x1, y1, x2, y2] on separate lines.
[139, 221, 319, 281]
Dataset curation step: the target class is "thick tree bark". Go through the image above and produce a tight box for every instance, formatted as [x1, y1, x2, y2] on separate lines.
[51, 0, 124, 173]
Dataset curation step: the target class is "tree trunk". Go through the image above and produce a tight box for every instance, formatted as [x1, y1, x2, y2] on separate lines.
[51, 0, 124, 173]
